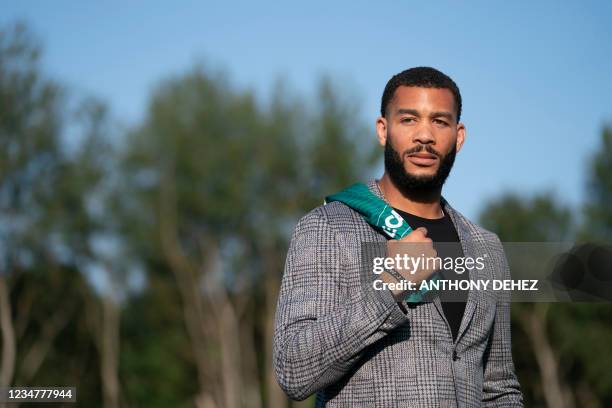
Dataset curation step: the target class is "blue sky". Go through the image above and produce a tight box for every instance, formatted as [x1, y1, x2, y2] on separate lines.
[3, 0, 612, 220]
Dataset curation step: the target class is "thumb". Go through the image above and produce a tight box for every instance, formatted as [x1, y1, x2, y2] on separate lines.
[414, 227, 428, 236]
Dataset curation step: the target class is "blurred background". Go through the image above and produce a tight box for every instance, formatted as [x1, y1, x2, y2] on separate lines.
[1, 1, 611, 407]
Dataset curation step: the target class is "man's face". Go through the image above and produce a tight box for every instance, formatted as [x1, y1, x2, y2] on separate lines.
[376, 86, 465, 193]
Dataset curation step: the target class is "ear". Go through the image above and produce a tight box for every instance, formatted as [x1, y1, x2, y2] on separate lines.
[376, 116, 388, 147]
[455, 122, 466, 153]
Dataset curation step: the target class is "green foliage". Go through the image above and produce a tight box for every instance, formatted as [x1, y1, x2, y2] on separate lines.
[582, 125, 612, 241]
[3, 19, 611, 408]
[120, 282, 197, 407]
[478, 125, 612, 407]
[479, 191, 575, 406]
[559, 124, 612, 406]
[0, 22, 65, 267]
[115, 63, 377, 405]
[479, 192, 574, 241]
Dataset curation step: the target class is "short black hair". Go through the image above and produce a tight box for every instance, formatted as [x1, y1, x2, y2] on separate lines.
[380, 67, 462, 122]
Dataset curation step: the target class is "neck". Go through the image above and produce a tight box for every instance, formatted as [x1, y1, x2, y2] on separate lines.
[378, 173, 444, 219]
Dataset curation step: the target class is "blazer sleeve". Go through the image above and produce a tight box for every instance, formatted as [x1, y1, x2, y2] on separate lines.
[482, 234, 524, 407]
[273, 208, 409, 401]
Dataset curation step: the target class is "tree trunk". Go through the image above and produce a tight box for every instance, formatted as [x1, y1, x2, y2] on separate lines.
[264, 258, 287, 408]
[159, 168, 216, 404]
[100, 297, 121, 408]
[518, 303, 574, 408]
[0, 276, 16, 391]
[20, 299, 76, 382]
[201, 242, 243, 408]
[217, 300, 241, 408]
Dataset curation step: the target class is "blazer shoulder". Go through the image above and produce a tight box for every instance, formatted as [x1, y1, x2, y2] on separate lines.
[470, 221, 502, 244]
[446, 203, 502, 247]
[293, 201, 363, 234]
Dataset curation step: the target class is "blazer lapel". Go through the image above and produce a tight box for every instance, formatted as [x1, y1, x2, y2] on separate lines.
[366, 179, 481, 344]
[440, 197, 480, 344]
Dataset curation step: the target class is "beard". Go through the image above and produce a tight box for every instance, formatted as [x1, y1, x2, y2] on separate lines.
[384, 139, 456, 196]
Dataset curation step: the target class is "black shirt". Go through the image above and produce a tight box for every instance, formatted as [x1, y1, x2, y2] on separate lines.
[392, 206, 469, 342]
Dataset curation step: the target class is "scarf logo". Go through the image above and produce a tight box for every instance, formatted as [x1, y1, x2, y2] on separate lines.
[382, 209, 403, 238]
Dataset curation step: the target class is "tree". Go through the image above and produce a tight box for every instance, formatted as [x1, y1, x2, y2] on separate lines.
[552, 124, 612, 408]
[583, 125, 612, 242]
[479, 123, 612, 408]
[0, 22, 67, 393]
[0, 23, 132, 408]
[479, 192, 575, 407]
[118, 67, 376, 407]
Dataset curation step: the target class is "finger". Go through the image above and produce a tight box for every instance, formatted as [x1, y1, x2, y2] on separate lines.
[413, 227, 428, 237]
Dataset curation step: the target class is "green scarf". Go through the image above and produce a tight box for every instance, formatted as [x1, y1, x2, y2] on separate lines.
[325, 182, 439, 303]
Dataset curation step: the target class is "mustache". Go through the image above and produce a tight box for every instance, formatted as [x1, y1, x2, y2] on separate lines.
[402, 144, 442, 158]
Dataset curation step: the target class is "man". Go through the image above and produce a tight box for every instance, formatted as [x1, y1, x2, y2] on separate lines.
[273, 67, 523, 407]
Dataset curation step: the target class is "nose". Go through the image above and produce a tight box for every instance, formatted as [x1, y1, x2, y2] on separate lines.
[412, 123, 435, 145]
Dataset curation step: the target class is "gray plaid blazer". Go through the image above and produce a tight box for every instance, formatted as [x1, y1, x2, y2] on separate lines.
[273, 180, 524, 407]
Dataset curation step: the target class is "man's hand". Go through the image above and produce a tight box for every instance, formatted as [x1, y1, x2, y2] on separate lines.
[381, 227, 438, 301]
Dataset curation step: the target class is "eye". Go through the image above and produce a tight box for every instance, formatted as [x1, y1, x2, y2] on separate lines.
[401, 117, 416, 124]
[433, 119, 448, 126]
